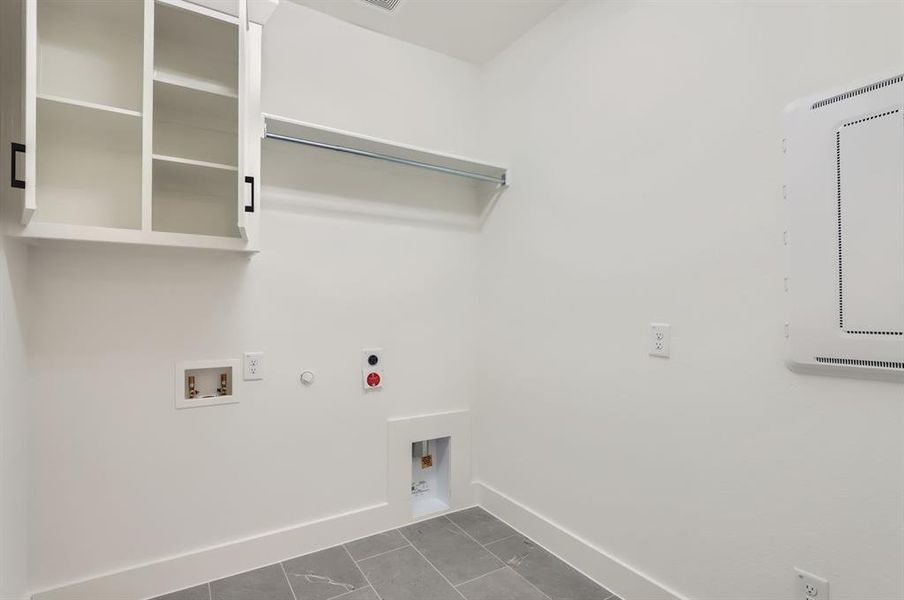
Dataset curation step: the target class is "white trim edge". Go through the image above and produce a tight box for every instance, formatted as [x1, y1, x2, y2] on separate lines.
[474, 481, 689, 600]
[31, 502, 395, 600]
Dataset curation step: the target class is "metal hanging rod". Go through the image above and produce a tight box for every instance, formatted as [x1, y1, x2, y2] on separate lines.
[264, 132, 507, 186]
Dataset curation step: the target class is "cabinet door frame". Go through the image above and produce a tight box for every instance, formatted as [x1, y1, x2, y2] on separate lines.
[21, 0, 37, 224]
[238, 3, 261, 247]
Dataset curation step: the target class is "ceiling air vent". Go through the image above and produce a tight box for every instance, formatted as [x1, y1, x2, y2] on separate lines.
[360, 0, 401, 11]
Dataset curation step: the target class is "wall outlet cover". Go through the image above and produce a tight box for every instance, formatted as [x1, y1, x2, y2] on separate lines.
[650, 323, 671, 358]
[243, 352, 264, 381]
[795, 567, 829, 600]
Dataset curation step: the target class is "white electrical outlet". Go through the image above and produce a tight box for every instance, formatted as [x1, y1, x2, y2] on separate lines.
[650, 323, 671, 358]
[795, 567, 829, 600]
[243, 352, 264, 381]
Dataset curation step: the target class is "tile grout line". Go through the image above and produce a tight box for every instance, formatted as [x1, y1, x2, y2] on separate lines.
[279, 561, 299, 600]
[474, 506, 618, 600]
[207, 582, 212, 600]
[479, 531, 521, 546]
[444, 516, 553, 600]
[457, 509, 617, 600]
[453, 564, 508, 588]
[342, 543, 384, 600]
[351, 542, 411, 563]
[396, 526, 468, 600]
[329, 584, 376, 600]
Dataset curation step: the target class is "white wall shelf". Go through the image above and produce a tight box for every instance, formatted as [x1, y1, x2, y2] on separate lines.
[262, 113, 509, 186]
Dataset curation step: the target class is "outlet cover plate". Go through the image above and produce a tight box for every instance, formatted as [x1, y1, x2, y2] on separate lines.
[650, 323, 671, 358]
[243, 352, 264, 381]
[795, 567, 829, 600]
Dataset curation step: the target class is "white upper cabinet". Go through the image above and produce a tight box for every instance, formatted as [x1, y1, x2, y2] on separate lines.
[7, 0, 265, 252]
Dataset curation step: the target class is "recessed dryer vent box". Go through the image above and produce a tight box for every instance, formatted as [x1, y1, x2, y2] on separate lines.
[783, 71, 904, 380]
[175, 359, 240, 409]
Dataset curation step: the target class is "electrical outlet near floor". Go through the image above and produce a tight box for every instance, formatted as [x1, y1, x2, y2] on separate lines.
[243, 352, 264, 381]
[795, 567, 829, 600]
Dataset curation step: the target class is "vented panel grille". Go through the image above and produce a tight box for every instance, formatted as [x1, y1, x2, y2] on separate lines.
[845, 330, 903, 336]
[835, 108, 904, 337]
[360, 0, 401, 10]
[811, 74, 903, 109]
[815, 356, 904, 369]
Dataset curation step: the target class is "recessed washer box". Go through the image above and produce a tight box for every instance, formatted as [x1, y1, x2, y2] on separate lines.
[175, 359, 240, 409]
[783, 71, 904, 380]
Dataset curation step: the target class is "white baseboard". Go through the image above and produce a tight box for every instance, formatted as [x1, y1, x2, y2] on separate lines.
[31, 495, 477, 600]
[31, 502, 389, 600]
[31, 409, 477, 600]
[474, 480, 688, 600]
[31, 479, 684, 600]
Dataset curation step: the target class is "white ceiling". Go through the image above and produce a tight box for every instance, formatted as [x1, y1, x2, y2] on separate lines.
[288, 0, 566, 64]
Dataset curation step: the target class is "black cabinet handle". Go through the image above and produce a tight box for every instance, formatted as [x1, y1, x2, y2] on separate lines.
[10, 143, 25, 189]
[244, 175, 254, 213]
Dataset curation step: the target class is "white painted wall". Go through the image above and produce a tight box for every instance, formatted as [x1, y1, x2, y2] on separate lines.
[476, 3, 904, 600]
[27, 2, 481, 592]
[20, 1, 904, 598]
[0, 235, 28, 600]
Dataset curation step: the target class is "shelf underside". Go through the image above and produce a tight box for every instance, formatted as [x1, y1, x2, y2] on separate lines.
[263, 113, 508, 185]
[14, 222, 252, 252]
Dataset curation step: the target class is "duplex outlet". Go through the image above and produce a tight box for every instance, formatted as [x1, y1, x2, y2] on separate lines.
[650, 323, 671, 358]
[243, 352, 264, 381]
[795, 567, 829, 600]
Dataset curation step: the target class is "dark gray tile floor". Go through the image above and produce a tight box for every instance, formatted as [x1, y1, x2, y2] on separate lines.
[151, 507, 619, 600]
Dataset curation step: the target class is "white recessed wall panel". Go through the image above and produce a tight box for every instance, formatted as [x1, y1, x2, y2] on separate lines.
[784, 72, 904, 378]
[837, 111, 904, 335]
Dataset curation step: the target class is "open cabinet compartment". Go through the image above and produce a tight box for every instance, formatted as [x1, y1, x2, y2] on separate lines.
[152, 158, 239, 238]
[153, 79, 238, 167]
[411, 437, 451, 518]
[154, 0, 238, 97]
[35, 97, 142, 229]
[151, 0, 241, 239]
[37, 0, 143, 111]
[32, 0, 143, 228]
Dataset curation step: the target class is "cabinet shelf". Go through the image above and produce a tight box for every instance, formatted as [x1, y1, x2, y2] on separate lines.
[152, 154, 238, 172]
[153, 70, 237, 99]
[11, 222, 254, 252]
[37, 93, 142, 118]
